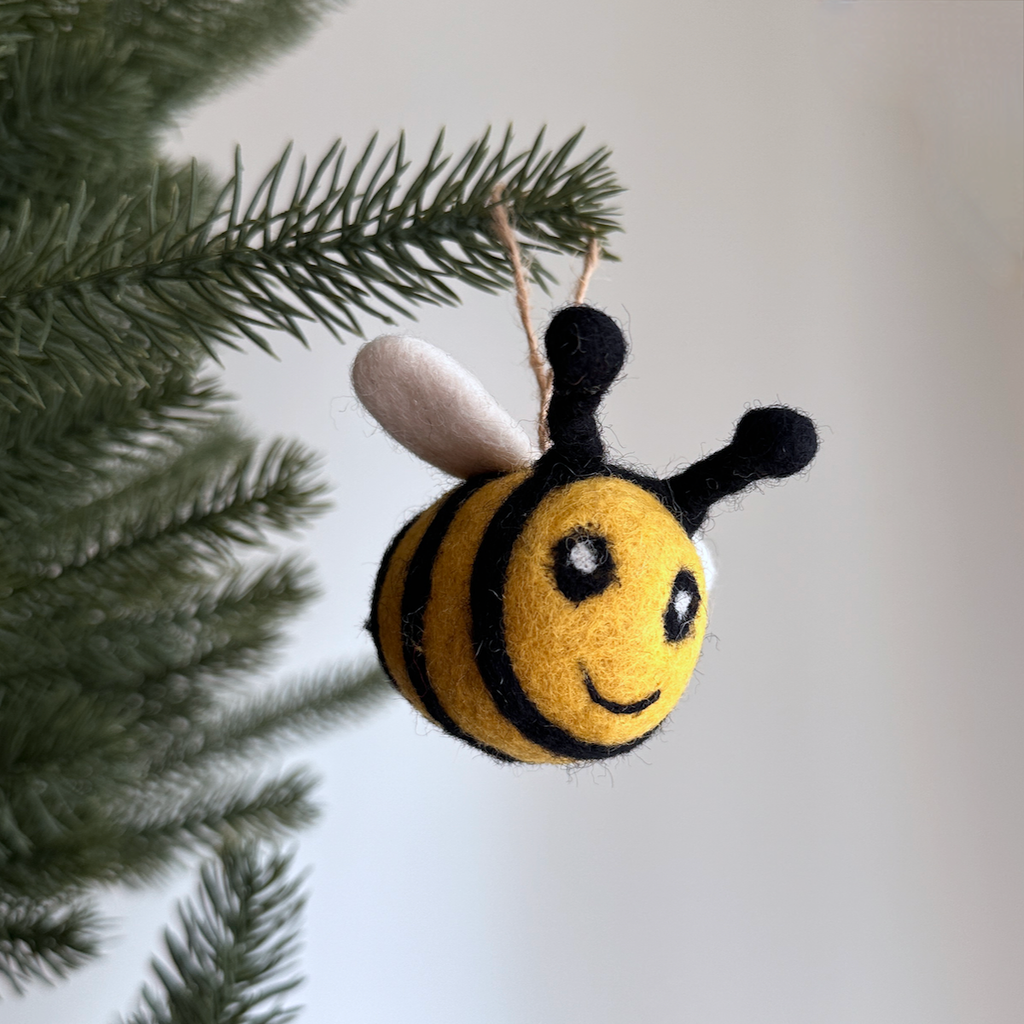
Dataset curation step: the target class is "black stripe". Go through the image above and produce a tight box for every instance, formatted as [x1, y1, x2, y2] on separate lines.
[399, 475, 517, 764]
[368, 515, 418, 694]
[470, 454, 663, 761]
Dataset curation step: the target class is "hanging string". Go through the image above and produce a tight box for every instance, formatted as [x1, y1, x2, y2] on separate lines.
[573, 236, 602, 305]
[489, 186, 602, 451]
[489, 185, 552, 450]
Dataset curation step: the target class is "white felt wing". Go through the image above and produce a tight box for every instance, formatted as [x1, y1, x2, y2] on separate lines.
[692, 533, 718, 595]
[351, 335, 535, 479]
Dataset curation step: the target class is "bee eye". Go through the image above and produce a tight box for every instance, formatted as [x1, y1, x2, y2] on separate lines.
[664, 569, 700, 642]
[552, 531, 616, 602]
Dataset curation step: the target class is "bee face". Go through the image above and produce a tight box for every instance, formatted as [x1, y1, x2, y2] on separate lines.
[502, 476, 707, 749]
[371, 469, 707, 765]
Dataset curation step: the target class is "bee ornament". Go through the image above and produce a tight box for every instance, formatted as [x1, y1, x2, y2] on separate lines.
[353, 306, 818, 764]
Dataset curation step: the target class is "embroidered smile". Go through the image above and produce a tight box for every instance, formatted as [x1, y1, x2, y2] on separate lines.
[582, 668, 661, 715]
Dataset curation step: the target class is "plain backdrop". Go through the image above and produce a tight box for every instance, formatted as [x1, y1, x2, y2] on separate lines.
[10, 2, 1024, 1022]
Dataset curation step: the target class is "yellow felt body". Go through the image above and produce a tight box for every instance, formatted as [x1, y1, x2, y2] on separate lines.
[376, 472, 708, 763]
[419, 472, 563, 764]
[375, 501, 440, 720]
[503, 476, 707, 747]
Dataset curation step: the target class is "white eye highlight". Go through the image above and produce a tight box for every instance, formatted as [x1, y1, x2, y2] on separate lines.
[672, 588, 693, 622]
[569, 539, 600, 575]
[553, 532, 616, 602]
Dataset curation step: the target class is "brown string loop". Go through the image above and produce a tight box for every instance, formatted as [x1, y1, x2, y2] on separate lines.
[489, 185, 602, 451]
[573, 236, 602, 306]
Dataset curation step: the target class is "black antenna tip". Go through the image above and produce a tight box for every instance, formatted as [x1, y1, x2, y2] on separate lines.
[731, 406, 819, 479]
[544, 306, 626, 395]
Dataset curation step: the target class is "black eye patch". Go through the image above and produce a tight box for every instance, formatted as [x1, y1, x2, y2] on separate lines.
[551, 531, 616, 603]
[664, 569, 700, 642]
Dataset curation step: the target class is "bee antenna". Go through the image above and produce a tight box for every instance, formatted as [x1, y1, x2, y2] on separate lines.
[666, 406, 818, 533]
[543, 305, 627, 465]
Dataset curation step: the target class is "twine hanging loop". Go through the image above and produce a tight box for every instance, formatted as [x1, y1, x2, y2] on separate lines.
[489, 186, 602, 451]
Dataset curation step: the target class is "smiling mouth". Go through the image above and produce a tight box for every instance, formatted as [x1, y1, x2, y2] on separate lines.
[582, 668, 661, 715]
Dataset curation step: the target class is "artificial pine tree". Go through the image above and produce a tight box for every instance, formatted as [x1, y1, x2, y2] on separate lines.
[0, 0, 621, 1011]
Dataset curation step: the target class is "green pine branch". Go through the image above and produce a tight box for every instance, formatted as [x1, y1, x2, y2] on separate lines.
[0, 370, 220, 524]
[10, 432, 327, 577]
[0, 15, 160, 214]
[0, 662, 388, 833]
[150, 662, 387, 781]
[1, 556, 316, 717]
[0, 127, 621, 413]
[0, 383, 343, 913]
[2, 2, 347, 178]
[115, 0, 348, 118]
[1, 768, 318, 898]
[117, 769, 321, 871]
[0, 894, 101, 995]
[121, 842, 306, 1024]
[0, 2, 82, 81]
[1, 559, 315, 759]
[0, 673, 140, 791]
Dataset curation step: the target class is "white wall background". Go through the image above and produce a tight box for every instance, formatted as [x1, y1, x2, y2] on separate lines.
[10, 2, 1024, 1022]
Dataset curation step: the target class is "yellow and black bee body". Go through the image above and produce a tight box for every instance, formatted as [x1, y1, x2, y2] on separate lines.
[361, 306, 818, 765]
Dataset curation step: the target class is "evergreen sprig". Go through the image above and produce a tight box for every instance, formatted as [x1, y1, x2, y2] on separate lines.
[152, 662, 386, 779]
[116, 0, 346, 119]
[0, 895, 101, 995]
[0, 369, 220, 522]
[0, 392, 387, 970]
[0, 1, 348, 215]
[0, 768, 319, 900]
[10, 431, 328, 580]
[0, 127, 621, 413]
[120, 842, 307, 1024]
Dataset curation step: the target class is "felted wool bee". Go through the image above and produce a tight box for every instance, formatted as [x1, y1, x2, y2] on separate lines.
[352, 305, 817, 764]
